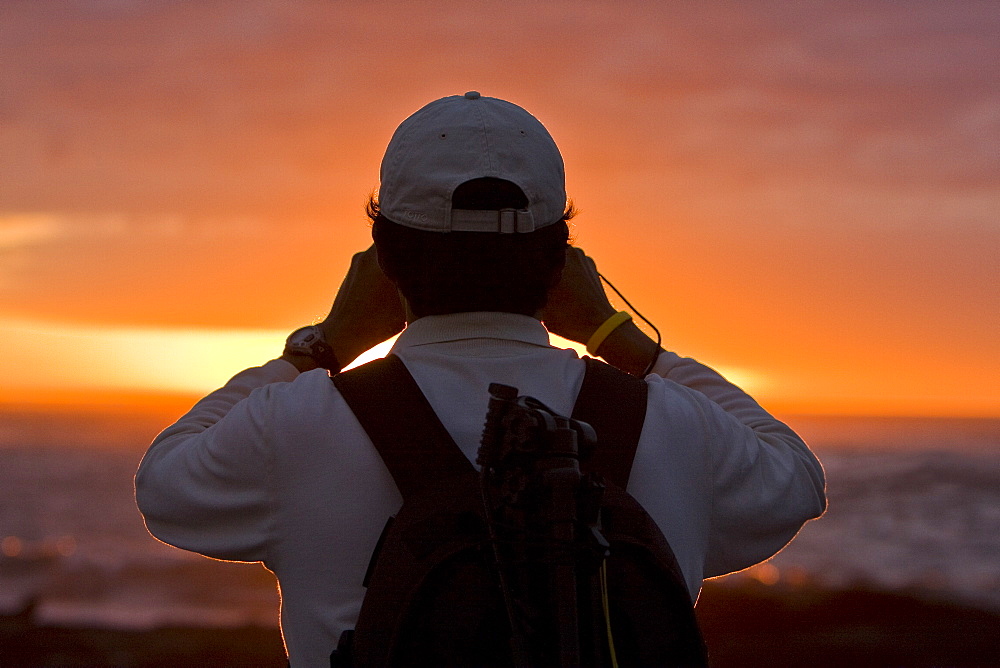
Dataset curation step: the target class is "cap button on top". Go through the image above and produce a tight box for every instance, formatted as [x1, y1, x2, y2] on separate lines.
[464, 91, 481, 100]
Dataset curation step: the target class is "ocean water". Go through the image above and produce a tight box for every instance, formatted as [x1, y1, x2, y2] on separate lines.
[1, 409, 998, 630]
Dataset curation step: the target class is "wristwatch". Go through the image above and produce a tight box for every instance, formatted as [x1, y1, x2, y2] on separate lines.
[283, 325, 341, 372]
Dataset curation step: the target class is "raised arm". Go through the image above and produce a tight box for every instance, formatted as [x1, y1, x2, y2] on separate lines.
[135, 245, 405, 560]
[542, 246, 826, 576]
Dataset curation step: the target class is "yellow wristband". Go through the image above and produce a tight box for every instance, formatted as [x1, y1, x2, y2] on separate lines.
[586, 311, 632, 356]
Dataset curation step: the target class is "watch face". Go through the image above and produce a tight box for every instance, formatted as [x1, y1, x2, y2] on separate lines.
[288, 326, 321, 347]
[286, 326, 323, 355]
[284, 325, 339, 371]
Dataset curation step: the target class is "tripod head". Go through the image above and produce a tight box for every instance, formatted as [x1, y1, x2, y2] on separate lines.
[478, 383, 597, 474]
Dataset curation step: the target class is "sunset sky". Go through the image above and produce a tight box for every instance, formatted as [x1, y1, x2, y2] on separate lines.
[1, 1, 997, 417]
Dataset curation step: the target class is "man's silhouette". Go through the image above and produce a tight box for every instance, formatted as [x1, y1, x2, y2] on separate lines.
[136, 92, 826, 667]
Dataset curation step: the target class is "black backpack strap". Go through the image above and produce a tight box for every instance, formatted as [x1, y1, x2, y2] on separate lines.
[332, 354, 474, 499]
[572, 357, 649, 489]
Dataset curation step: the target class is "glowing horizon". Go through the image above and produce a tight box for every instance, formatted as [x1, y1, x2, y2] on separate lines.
[0, 316, 756, 399]
[1, 315, 994, 418]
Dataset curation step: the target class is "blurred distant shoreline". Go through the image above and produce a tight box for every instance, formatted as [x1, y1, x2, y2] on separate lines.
[3, 581, 999, 668]
[2, 403, 998, 666]
[2, 401, 997, 453]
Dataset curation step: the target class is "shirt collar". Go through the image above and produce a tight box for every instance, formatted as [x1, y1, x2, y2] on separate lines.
[391, 312, 552, 351]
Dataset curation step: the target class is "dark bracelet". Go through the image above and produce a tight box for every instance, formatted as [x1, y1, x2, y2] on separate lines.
[309, 341, 342, 374]
[280, 351, 321, 373]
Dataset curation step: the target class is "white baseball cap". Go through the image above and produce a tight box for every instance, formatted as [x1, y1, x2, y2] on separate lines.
[378, 92, 566, 233]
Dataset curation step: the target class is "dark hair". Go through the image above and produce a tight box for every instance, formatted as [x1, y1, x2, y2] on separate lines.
[369, 179, 574, 318]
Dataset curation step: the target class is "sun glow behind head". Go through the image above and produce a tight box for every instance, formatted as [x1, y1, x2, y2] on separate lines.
[0, 317, 766, 405]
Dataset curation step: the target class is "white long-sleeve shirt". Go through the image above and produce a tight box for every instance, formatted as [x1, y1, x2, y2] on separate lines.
[136, 312, 826, 667]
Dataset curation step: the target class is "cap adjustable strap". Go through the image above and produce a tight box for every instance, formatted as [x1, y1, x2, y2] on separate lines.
[450, 208, 536, 233]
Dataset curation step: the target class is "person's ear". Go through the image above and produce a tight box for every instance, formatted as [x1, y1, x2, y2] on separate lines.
[545, 247, 569, 290]
[547, 266, 564, 291]
[374, 246, 397, 283]
[400, 291, 417, 324]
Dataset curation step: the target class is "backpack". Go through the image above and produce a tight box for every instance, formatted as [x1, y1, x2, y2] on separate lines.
[330, 354, 707, 667]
